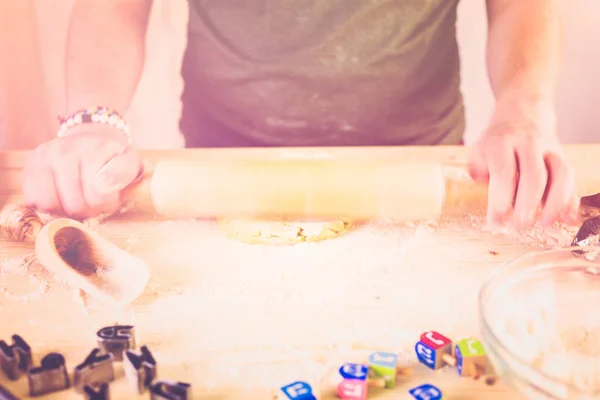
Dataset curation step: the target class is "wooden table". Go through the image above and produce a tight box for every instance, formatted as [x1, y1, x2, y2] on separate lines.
[0, 145, 597, 400]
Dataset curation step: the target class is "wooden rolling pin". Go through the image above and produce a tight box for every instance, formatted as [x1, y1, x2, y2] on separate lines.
[122, 158, 488, 221]
[0, 205, 42, 243]
[0, 205, 149, 305]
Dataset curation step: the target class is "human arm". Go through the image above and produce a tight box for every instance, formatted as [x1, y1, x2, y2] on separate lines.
[22, 0, 152, 218]
[468, 0, 577, 228]
[65, 0, 153, 114]
[485, 0, 561, 107]
[0, 0, 53, 149]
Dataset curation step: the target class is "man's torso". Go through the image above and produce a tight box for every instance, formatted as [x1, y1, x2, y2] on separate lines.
[181, 0, 464, 147]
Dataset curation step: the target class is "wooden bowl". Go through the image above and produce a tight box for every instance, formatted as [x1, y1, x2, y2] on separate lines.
[35, 218, 150, 305]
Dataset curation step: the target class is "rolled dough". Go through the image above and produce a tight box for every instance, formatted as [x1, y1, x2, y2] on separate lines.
[217, 218, 352, 244]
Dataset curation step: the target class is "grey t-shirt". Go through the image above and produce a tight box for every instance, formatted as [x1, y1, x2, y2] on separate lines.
[180, 0, 465, 147]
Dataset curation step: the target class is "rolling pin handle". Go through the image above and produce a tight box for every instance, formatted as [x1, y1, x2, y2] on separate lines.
[0, 205, 43, 242]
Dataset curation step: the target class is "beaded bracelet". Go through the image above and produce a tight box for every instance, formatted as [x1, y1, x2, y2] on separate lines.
[57, 106, 132, 144]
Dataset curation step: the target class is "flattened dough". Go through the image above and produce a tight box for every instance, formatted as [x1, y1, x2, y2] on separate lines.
[217, 218, 352, 245]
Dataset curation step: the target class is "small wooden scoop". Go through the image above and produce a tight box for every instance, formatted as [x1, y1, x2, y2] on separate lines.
[34, 218, 150, 305]
[1, 205, 149, 305]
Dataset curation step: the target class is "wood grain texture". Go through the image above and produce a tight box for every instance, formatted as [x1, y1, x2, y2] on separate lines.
[126, 159, 448, 221]
[0, 146, 592, 399]
[0, 219, 533, 399]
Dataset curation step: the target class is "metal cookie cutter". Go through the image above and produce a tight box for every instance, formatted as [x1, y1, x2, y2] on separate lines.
[83, 383, 110, 400]
[0, 335, 32, 380]
[0, 384, 20, 400]
[27, 353, 70, 397]
[96, 325, 135, 362]
[573, 193, 600, 247]
[124, 345, 157, 394]
[150, 380, 192, 400]
[572, 215, 600, 247]
[73, 348, 115, 393]
[569, 194, 600, 271]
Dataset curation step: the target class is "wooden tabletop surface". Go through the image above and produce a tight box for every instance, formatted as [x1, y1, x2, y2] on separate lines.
[2, 145, 596, 400]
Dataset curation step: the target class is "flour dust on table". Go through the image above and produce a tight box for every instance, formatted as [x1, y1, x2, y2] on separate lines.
[0, 254, 49, 302]
[0, 212, 584, 398]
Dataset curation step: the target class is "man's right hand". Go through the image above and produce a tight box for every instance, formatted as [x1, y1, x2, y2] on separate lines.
[22, 124, 143, 218]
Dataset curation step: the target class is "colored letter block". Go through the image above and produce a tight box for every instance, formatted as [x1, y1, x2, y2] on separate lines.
[279, 381, 317, 400]
[415, 331, 453, 370]
[337, 379, 367, 400]
[409, 384, 444, 400]
[368, 352, 397, 389]
[336, 363, 368, 399]
[339, 363, 369, 381]
[455, 338, 487, 377]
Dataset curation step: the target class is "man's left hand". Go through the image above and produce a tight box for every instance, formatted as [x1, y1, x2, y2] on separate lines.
[467, 105, 579, 229]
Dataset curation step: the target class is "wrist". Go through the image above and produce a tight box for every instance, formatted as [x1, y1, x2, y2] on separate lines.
[490, 93, 557, 138]
[60, 123, 131, 144]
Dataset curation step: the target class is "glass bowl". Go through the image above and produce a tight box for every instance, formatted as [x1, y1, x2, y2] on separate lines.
[479, 247, 600, 399]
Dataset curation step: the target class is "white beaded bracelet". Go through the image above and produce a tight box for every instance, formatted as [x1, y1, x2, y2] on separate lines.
[57, 106, 132, 144]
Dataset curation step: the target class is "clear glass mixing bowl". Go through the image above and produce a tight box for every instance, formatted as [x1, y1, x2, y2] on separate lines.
[479, 247, 600, 399]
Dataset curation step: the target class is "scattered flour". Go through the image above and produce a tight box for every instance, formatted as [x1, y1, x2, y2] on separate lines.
[0, 254, 49, 302]
[0, 212, 590, 395]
